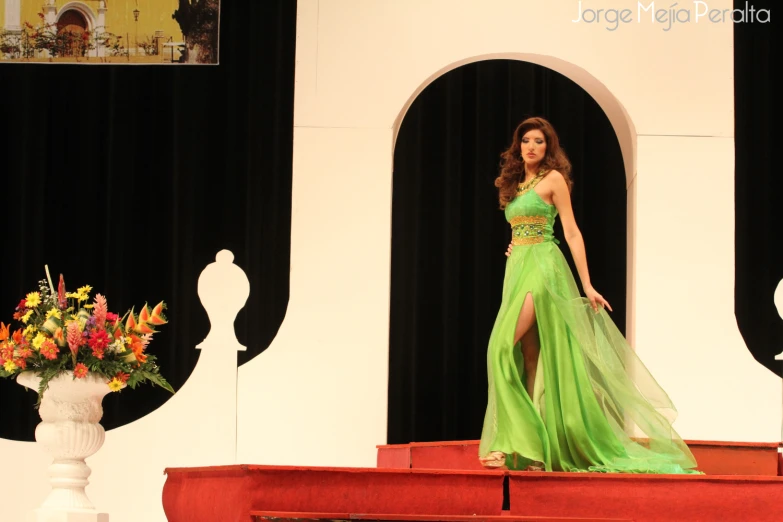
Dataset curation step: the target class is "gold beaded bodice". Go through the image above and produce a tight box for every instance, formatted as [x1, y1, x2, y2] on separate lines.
[505, 174, 558, 246]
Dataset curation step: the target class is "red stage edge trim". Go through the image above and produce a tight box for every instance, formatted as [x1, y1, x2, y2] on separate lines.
[165, 464, 505, 476]
[378, 439, 782, 449]
[249, 511, 633, 522]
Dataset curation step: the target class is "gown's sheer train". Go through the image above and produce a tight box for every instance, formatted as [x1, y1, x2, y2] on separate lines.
[479, 177, 700, 473]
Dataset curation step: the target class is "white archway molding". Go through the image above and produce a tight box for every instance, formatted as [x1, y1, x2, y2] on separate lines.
[392, 52, 637, 189]
[391, 51, 640, 346]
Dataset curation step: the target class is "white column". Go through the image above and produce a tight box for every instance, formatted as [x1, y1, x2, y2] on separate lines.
[96, 1, 107, 57]
[4, 0, 21, 31]
[44, 0, 57, 30]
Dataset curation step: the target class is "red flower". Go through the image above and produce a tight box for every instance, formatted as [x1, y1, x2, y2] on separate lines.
[115, 371, 129, 384]
[58, 274, 67, 308]
[14, 358, 27, 369]
[88, 329, 109, 351]
[106, 312, 119, 322]
[16, 299, 27, 310]
[0, 343, 13, 361]
[91, 346, 105, 360]
[73, 363, 88, 379]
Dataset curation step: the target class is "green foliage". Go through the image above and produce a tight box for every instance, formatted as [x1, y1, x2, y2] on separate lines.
[172, 0, 219, 63]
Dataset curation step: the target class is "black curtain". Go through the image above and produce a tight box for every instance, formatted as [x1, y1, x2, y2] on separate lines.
[0, 0, 296, 441]
[388, 61, 626, 445]
[734, 0, 782, 377]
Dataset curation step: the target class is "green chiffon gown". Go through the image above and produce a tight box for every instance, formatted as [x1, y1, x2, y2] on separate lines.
[478, 175, 700, 474]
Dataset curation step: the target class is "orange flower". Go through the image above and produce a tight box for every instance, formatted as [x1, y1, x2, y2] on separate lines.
[12, 329, 24, 344]
[53, 327, 66, 347]
[73, 363, 88, 379]
[40, 340, 59, 361]
[0, 323, 10, 341]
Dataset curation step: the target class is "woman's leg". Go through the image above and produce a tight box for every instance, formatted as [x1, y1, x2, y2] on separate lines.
[514, 292, 540, 399]
[480, 293, 541, 470]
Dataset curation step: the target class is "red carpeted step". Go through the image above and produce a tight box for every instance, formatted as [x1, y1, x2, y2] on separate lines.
[507, 471, 783, 521]
[377, 440, 782, 475]
[162, 465, 504, 522]
[250, 511, 632, 521]
[163, 464, 783, 522]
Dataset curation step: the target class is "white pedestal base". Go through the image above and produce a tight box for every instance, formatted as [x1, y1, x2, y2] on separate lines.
[30, 510, 108, 522]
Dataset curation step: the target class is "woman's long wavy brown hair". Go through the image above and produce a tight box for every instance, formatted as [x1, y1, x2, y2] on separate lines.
[494, 117, 573, 209]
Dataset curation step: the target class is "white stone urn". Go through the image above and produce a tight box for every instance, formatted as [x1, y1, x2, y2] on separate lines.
[17, 371, 115, 522]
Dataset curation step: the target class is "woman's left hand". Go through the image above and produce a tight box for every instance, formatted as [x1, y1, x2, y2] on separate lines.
[585, 286, 612, 313]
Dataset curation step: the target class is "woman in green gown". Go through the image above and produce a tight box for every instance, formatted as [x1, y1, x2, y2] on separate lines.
[478, 117, 700, 474]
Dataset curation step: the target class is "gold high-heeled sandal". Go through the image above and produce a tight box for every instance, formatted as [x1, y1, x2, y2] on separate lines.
[479, 451, 507, 468]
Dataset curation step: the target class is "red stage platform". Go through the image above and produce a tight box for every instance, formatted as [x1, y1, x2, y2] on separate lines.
[376, 439, 783, 476]
[162, 440, 783, 522]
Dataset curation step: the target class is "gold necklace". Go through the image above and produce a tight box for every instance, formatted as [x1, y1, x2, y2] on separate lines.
[517, 170, 544, 194]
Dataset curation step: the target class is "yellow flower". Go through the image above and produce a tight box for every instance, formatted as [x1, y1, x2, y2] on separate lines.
[66, 292, 80, 299]
[21, 310, 33, 324]
[3, 360, 17, 372]
[76, 286, 92, 301]
[23, 325, 36, 339]
[108, 378, 123, 392]
[25, 292, 41, 308]
[84, 304, 94, 309]
[32, 333, 47, 349]
[46, 308, 62, 320]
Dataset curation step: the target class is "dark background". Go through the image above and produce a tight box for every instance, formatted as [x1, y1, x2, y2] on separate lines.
[0, 0, 778, 445]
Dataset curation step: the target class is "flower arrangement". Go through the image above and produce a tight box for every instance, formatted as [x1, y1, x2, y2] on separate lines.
[0, 269, 174, 403]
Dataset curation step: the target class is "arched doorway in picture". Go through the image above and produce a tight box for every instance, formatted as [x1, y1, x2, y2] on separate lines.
[387, 56, 633, 446]
[56, 9, 88, 56]
[54, 2, 98, 57]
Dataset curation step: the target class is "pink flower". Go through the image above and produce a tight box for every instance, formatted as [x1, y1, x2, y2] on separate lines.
[66, 322, 82, 358]
[93, 294, 107, 327]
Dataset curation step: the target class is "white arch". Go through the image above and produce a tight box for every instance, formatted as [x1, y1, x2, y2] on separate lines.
[55, 2, 97, 32]
[391, 53, 639, 342]
[392, 52, 637, 189]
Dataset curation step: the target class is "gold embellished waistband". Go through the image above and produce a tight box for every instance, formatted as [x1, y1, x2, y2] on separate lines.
[512, 236, 545, 246]
[509, 216, 547, 226]
[510, 215, 549, 246]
